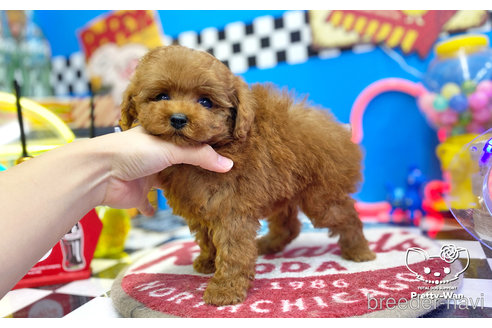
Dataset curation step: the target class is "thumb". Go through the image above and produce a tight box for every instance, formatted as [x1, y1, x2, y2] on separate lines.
[166, 144, 234, 173]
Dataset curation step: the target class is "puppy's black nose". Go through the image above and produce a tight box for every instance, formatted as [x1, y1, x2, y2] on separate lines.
[170, 113, 188, 130]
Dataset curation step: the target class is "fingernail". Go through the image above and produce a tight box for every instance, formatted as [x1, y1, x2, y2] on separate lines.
[217, 155, 234, 170]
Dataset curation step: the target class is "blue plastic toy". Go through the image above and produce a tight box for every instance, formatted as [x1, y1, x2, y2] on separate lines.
[386, 166, 427, 223]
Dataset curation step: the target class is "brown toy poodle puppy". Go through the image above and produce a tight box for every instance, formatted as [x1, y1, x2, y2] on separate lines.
[120, 45, 376, 306]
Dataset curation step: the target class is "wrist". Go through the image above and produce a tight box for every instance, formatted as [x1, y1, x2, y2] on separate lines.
[59, 136, 114, 209]
[82, 135, 118, 207]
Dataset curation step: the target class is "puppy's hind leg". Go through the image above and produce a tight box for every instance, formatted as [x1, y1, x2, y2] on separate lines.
[301, 193, 375, 262]
[257, 203, 301, 255]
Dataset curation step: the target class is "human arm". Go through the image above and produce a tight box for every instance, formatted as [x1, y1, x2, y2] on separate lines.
[0, 126, 233, 298]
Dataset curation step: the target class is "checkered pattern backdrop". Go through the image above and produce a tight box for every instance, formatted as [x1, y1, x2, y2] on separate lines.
[49, 10, 492, 98]
[50, 52, 89, 96]
[48, 10, 378, 98]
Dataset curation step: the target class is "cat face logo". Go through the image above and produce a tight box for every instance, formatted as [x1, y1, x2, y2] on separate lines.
[405, 244, 469, 285]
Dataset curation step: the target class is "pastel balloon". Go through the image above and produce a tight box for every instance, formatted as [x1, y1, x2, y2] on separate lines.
[469, 91, 489, 111]
[448, 94, 468, 113]
[441, 82, 461, 99]
[477, 80, 492, 98]
[433, 95, 448, 112]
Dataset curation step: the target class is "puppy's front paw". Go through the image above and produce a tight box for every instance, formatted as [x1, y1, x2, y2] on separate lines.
[193, 256, 216, 274]
[203, 277, 249, 306]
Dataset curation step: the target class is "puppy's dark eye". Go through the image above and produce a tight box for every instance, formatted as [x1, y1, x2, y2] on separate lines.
[198, 97, 213, 109]
[154, 93, 170, 101]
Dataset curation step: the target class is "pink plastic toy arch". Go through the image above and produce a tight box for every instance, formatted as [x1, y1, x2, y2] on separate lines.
[350, 78, 427, 144]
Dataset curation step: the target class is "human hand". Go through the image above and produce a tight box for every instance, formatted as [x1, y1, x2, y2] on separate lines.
[99, 126, 233, 216]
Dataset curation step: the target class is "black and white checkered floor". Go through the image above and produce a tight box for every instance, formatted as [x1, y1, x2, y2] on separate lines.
[1, 212, 492, 318]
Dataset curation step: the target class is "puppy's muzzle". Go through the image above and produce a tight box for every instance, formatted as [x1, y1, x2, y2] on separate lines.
[170, 113, 188, 130]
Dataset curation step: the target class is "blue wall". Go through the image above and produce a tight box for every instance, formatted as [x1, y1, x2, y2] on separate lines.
[242, 48, 442, 202]
[31, 10, 492, 202]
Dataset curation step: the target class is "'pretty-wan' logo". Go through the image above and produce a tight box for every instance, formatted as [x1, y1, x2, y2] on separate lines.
[405, 244, 469, 285]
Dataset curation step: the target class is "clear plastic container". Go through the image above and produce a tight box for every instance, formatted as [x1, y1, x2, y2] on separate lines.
[424, 34, 492, 92]
[418, 34, 492, 137]
[417, 35, 492, 249]
[447, 129, 492, 250]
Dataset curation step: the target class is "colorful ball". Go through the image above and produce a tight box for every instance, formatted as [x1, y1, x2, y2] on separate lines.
[425, 108, 440, 124]
[433, 95, 448, 112]
[472, 107, 492, 123]
[417, 92, 437, 114]
[462, 80, 477, 95]
[441, 82, 461, 99]
[448, 94, 468, 113]
[451, 126, 466, 136]
[439, 110, 458, 126]
[477, 80, 492, 98]
[466, 121, 486, 134]
[468, 91, 489, 111]
[459, 111, 472, 125]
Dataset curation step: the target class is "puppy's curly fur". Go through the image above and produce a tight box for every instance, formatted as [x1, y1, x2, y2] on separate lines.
[120, 45, 376, 306]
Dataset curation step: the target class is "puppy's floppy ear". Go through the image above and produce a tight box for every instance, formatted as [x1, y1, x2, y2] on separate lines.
[232, 76, 255, 140]
[119, 81, 138, 131]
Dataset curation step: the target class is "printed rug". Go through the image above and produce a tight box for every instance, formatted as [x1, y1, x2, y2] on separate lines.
[111, 227, 464, 317]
